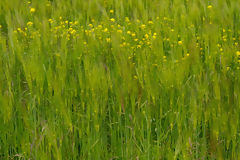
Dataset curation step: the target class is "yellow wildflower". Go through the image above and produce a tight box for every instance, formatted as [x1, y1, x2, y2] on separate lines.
[88, 24, 93, 28]
[178, 41, 183, 45]
[97, 25, 102, 29]
[141, 24, 146, 29]
[125, 17, 130, 23]
[110, 18, 115, 22]
[106, 38, 111, 43]
[117, 30, 122, 33]
[236, 51, 240, 56]
[145, 34, 149, 39]
[148, 21, 153, 24]
[103, 28, 108, 32]
[110, 10, 114, 14]
[48, 19, 53, 23]
[30, 8, 35, 13]
[207, 5, 212, 9]
[27, 21, 33, 27]
[70, 29, 76, 35]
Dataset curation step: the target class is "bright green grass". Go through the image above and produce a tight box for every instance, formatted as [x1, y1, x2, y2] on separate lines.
[0, 0, 240, 159]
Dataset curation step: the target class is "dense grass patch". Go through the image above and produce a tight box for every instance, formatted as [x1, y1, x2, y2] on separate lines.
[0, 0, 240, 159]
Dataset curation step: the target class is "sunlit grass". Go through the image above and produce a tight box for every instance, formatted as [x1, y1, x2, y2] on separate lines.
[0, 0, 240, 159]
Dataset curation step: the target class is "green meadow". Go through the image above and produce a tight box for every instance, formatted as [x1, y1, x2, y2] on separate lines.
[0, 0, 240, 159]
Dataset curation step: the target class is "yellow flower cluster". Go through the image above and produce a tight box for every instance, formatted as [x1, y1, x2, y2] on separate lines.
[14, 14, 240, 67]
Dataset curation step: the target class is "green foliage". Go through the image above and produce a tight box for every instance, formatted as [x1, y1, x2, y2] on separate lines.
[0, 0, 240, 159]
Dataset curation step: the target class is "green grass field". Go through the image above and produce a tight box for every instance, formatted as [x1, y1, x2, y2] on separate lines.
[0, 0, 240, 159]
